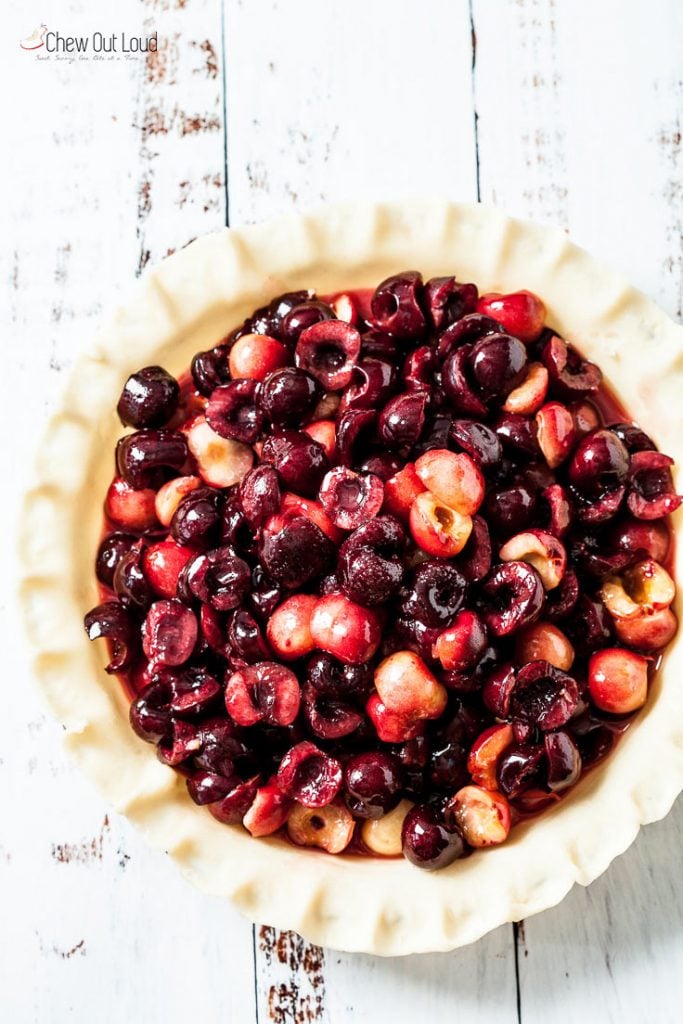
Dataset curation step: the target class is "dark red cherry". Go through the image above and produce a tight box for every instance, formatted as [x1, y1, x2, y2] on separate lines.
[142, 600, 198, 667]
[436, 313, 501, 361]
[206, 379, 263, 444]
[129, 679, 173, 743]
[117, 366, 179, 428]
[424, 276, 478, 331]
[401, 804, 465, 870]
[344, 751, 403, 818]
[96, 532, 137, 588]
[113, 541, 154, 609]
[400, 561, 466, 627]
[171, 487, 223, 549]
[237, 465, 281, 527]
[258, 367, 321, 427]
[457, 515, 492, 582]
[343, 358, 397, 410]
[227, 608, 271, 663]
[84, 601, 138, 673]
[469, 332, 528, 400]
[276, 741, 342, 807]
[510, 661, 579, 731]
[378, 392, 427, 449]
[485, 483, 537, 536]
[302, 683, 364, 741]
[545, 730, 582, 791]
[280, 300, 334, 346]
[371, 271, 427, 339]
[482, 561, 545, 637]
[116, 429, 188, 490]
[494, 413, 540, 459]
[449, 419, 503, 468]
[334, 409, 377, 467]
[259, 515, 335, 588]
[306, 653, 373, 698]
[542, 335, 602, 397]
[442, 345, 488, 417]
[496, 743, 545, 798]
[295, 320, 362, 390]
[260, 430, 328, 498]
[182, 546, 250, 611]
[191, 346, 231, 396]
[610, 422, 657, 454]
[627, 451, 682, 520]
[568, 429, 629, 497]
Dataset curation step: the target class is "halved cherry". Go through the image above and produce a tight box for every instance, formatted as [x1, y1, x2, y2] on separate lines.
[287, 800, 355, 853]
[499, 529, 567, 590]
[332, 292, 357, 324]
[225, 662, 301, 726]
[142, 600, 198, 667]
[415, 449, 485, 516]
[154, 475, 202, 527]
[601, 559, 675, 620]
[303, 419, 336, 461]
[467, 724, 515, 790]
[243, 781, 292, 837]
[187, 416, 254, 488]
[536, 402, 577, 469]
[446, 785, 512, 847]
[409, 491, 473, 557]
[502, 363, 549, 415]
[295, 320, 362, 390]
[280, 492, 344, 544]
[277, 741, 343, 808]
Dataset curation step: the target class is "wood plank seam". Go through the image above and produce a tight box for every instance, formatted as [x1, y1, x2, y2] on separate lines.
[469, 0, 482, 202]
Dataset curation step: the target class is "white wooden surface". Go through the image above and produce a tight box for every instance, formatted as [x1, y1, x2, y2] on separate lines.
[3, 0, 683, 1020]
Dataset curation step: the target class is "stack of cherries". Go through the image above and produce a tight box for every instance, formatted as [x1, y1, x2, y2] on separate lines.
[85, 270, 680, 870]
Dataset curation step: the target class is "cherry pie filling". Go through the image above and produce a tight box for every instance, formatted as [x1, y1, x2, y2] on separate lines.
[85, 272, 680, 870]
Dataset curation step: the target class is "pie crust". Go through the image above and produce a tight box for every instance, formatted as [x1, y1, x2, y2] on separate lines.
[19, 201, 683, 955]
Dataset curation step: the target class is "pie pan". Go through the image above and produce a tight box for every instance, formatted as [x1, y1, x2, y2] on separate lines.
[19, 201, 683, 955]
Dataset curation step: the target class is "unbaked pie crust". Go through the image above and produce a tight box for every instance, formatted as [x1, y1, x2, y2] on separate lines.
[19, 201, 683, 955]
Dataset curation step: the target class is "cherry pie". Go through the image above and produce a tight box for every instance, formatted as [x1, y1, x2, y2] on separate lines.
[22, 203, 683, 953]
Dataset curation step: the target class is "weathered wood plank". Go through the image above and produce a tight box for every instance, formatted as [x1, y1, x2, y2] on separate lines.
[134, 0, 227, 268]
[255, 927, 327, 1024]
[473, 0, 683, 317]
[473, 3, 683, 1020]
[224, 0, 479, 225]
[517, 798, 683, 1024]
[324, 924, 518, 1023]
[224, 3, 519, 1018]
[3, 2, 256, 1020]
[473, 0, 569, 227]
